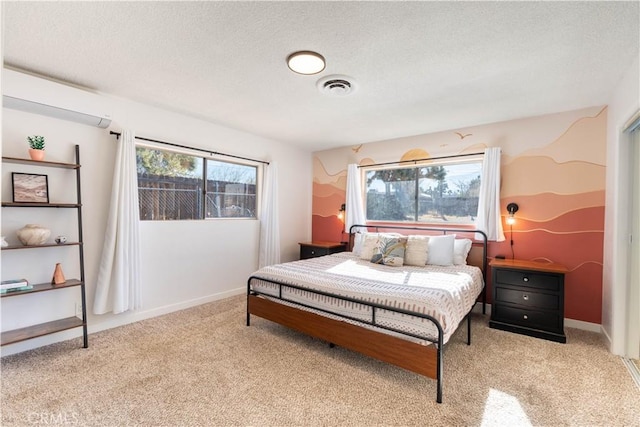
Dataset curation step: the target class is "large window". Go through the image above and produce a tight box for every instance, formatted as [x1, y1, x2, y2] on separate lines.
[364, 160, 482, 224]
[136, 146, 258, 221]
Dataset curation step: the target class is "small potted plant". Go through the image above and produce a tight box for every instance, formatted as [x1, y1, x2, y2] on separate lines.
[27, 135, 45, 161]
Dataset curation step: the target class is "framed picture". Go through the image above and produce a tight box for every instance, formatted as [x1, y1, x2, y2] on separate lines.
[12, 173, 49, 203]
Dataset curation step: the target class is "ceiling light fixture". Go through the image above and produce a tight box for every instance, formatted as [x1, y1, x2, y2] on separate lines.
[287, 51, 326, 75]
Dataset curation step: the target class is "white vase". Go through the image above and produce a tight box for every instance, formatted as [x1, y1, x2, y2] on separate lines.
[16, 224, 51, 246]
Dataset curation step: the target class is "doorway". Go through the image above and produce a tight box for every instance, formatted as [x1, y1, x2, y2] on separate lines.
[630, 126, 640, 359]
[626, 115, 640, 360]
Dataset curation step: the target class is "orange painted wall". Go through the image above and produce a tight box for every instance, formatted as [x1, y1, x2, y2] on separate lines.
[312, 106, 606, 324]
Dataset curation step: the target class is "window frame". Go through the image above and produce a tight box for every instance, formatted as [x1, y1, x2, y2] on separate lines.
[361, 155, 483, 226]
[135, 142, 262, 221]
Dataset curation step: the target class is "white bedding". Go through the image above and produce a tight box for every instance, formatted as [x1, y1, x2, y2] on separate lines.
[249, 252, 484, 344]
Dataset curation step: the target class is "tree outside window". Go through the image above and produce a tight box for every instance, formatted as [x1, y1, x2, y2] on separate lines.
[365, 161, 482, 224]
[136, 147, 257, 221]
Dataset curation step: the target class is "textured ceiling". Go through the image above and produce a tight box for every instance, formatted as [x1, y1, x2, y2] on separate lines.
[3, 1, 639, 151]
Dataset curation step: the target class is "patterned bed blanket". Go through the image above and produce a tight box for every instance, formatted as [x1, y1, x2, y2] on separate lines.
[249, 252, 484, 344]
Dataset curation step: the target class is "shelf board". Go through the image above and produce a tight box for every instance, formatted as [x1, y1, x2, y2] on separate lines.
[2, 242, 82, 251]
[1, 202, 81, 208]
[1, 279, 83, 298]
[2, 156, 80, 169]
[1, 317, 85, 346]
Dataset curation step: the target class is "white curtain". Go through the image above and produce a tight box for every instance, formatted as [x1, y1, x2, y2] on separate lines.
[259, 162, 280, 268]
[345, 163, 367, 234]
[93, 129, 142, 314]
[475, 147, 505, 242]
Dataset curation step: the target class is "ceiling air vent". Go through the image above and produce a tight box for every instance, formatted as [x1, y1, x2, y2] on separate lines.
[317, 75, 358, 96]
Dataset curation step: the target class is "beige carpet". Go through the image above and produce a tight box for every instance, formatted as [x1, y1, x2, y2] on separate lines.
[1, 295, 638, 426]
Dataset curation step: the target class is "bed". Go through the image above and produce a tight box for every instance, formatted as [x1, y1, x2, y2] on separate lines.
[246, 225, 488, 403]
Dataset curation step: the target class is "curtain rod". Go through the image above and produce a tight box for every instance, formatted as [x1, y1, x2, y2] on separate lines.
[358, 151, 484, 168]
[109, 131, 269, 165]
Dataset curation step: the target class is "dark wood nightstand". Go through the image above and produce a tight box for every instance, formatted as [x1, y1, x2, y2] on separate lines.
[489, 258, 568, 343]
[299, 241, 347, 260]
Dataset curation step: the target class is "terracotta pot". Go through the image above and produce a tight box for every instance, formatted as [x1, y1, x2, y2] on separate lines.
[28, 149, 45, 161]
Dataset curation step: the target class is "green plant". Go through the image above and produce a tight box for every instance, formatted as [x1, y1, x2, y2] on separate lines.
[27, 135, 45, 150]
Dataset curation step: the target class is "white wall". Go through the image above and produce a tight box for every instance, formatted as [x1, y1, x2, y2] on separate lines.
[603, 54, 640, 356]
[1, 70, 312, 355]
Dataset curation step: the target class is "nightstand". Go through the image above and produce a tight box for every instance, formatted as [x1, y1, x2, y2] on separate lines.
[489, 258, 568, 343]
[299, 242, 347, 260]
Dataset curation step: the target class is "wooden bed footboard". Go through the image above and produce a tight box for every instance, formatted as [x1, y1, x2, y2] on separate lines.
[247, 294, 439, 378]
[246, 283, 448, 403]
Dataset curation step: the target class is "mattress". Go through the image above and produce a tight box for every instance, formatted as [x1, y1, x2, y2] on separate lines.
[249, 252, 484, 344]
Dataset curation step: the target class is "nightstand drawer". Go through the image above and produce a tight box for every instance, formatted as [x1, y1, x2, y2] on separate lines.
[492, 305, 562, 333]
[299, 242, 346, 260]
[300, 245, 330, 259]
[494, 287, 560, 310]
[494, 269, 560, 291]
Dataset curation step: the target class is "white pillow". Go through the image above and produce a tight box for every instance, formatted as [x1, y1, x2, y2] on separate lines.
[352, 232, 366, 256]
[427, 234, 455, 266]
[453, 238, 473, 265]
[404, 235, 430, 266]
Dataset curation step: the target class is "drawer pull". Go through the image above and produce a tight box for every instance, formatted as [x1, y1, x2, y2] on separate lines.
[523, 276, 529, 282]
[523, 294, 529, 301]
[311, 250, 315, 254]
[523, 314, 528, 320]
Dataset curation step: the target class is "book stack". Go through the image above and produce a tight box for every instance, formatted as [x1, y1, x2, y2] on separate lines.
[1, 279, 33, 294]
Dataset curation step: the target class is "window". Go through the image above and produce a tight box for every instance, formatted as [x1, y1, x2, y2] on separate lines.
[205, 160, 257, 218]
[364, 160, 482, 224]
[136, 146, 258, 221]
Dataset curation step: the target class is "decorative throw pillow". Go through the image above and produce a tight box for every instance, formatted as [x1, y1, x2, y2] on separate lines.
[427, 234, 455, 266]
[359, 233, 403, 260]
[453, 238, 473, 265]
[370, 236, 407, 267]
[359, 233, 380, 260]
[404, 235, 430, 266]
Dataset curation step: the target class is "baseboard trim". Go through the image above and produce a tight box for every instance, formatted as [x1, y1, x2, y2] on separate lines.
[564, 318, 602, 333]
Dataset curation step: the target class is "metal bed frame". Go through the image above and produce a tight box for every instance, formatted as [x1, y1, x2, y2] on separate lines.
[246, 224, 488, 403]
